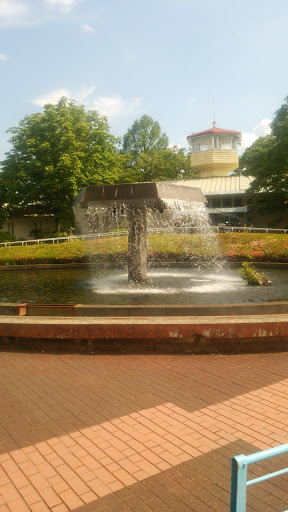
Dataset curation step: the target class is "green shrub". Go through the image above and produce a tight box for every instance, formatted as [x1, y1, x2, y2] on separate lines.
[29, 228, 68, 239]
[0, 231, 16, 243]
[238, 261, 272, 286]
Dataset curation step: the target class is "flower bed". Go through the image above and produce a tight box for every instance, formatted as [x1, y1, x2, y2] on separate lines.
[0, 233, 287, 265]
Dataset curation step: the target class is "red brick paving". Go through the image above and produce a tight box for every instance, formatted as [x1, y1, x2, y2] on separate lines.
[0, 351, 288, 511]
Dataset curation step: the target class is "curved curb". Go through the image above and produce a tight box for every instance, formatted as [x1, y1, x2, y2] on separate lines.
[1, 303, 288, 354]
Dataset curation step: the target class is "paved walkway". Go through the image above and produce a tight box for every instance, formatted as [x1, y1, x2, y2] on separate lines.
[0, 350, 288, 511]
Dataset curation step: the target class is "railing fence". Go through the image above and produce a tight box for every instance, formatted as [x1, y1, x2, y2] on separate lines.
[230, 444, 288, 512]
[1, 225, 288, 247]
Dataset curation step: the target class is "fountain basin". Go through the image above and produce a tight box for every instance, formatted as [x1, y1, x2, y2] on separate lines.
[1, 301, 288, 317]
[1, 267, 287, 353]
[1, 301, 288, 355]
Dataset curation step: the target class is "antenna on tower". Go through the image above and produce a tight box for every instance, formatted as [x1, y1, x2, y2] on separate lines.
[213, 100, 216, 128]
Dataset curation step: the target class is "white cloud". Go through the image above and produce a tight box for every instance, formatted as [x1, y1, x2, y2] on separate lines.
[0, 0, 79, 26]
[31, 88, 143, 123]
[0, 0, 27, 16]
[0, 53, 8, 61]
[80, 23, 94, 32]
[241, 133, 258, 150]
[32, 88, 71, 106]
[241, 119, 272, 150]
[31, 85, 96, 107]
[44, 0, 77, 12]
[91, 96, 142, 119]
[76, 85, 96, 102]
[168, 143, 181, 150]
[253, 118, 271, 137]
[0, 0, 29, 26]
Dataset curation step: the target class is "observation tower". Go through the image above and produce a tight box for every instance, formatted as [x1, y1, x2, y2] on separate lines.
[179, 121, 251, 226]
[187, 122, 242, 177]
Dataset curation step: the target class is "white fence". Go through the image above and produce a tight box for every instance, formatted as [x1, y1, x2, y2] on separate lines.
[0, 232, 127, 247]
[0, 226, 288, 247]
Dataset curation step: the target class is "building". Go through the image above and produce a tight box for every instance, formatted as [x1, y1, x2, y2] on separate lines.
[1, 214, 55, 240]
[172, 123, 286, 228]
[185, 123, 250, 226]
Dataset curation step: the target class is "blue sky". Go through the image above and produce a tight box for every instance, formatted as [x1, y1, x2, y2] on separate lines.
[0, 0, 287, 160]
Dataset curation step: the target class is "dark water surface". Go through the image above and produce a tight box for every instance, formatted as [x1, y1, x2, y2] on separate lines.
[0, 267, 288, 305]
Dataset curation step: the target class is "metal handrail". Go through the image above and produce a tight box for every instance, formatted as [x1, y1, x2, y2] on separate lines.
[0, 228, 197, 246]
[230, 444, 288, 512]
[217, 226, 288, 234]
[1, 225, 288, 247]
[0, 232, 128, 247]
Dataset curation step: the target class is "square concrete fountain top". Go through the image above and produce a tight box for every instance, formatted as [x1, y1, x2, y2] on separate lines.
[74, 182, 207, 208]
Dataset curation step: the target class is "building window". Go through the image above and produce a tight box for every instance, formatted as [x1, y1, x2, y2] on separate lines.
[212, 197, 221, 208]
[233, 197, 242, 207]
[223, 197, 232, 208]
[191, 139, 197, 153]
[8, 222, 14, 235]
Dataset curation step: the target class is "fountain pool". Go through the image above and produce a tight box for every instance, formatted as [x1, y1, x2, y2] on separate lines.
[1, 266, 288, 305]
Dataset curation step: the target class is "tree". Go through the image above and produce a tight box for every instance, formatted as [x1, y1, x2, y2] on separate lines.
[119, 146, 197, 183]
[0, 172, 9, 228]
[239, 96, 288, 214]
[120, 114, 197, 183]
[122, 114, 169, 157]
[0, 97, 121, 231]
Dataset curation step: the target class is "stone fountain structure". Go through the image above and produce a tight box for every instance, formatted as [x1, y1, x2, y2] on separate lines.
[73, 182, 207, 283]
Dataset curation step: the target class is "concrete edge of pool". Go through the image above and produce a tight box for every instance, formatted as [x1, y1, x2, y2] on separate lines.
[0, 302, 288, 354]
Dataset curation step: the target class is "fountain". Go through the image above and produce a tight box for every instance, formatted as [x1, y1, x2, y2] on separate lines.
[73, 182, 207, 283]
[0, 181, 288, 354]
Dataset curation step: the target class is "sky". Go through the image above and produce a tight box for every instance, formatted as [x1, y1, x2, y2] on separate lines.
[0, 0, 287, 160]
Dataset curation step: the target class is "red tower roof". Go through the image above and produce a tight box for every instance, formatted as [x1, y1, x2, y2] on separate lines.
[187, 127, 241, 140]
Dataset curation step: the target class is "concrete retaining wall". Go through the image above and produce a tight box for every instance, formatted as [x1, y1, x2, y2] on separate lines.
[0, 309, 287, 354]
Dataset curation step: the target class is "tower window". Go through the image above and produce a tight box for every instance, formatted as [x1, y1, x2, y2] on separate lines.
[234, 197, 242, 207]
[223, 197, 232, 208]
[212, 197, 221, 208]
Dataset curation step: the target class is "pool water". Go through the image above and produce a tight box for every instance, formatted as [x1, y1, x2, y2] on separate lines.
[1, 267, 288, 305]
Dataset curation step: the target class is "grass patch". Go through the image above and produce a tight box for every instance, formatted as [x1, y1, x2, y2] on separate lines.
[0, 232, 288, 265]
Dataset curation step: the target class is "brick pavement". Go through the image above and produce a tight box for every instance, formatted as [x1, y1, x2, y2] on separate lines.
[0, 351, 288, 511]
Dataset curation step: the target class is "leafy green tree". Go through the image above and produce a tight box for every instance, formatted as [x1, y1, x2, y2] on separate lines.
[120, 114, 196, 183]
[1, 97, 121, 230]
[122, 114, 169, 157]
[240, 96, 288, 214]
[119, 146, 197, 183]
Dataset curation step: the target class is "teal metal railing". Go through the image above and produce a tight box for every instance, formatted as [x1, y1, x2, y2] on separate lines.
[230, 443, 288, 512]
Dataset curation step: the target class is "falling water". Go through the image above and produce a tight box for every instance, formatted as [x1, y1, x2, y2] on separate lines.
[73, 184, 228, 299]
[75, 197, 221, 266]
